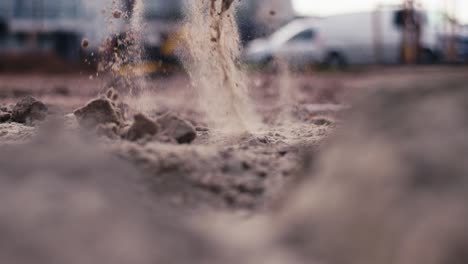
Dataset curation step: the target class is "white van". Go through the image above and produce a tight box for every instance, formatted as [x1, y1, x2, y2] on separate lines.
[139, 0, 295, 62]
[315, 6, 445, 66]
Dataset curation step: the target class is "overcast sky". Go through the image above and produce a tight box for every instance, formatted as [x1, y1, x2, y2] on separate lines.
[292, 0, 468, 23]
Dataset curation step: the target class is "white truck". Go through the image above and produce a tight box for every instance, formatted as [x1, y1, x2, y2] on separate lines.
[315, 6, 445, 66]
[245, 5, 447, 68]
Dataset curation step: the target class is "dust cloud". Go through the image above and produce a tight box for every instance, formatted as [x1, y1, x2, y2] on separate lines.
[96, 0, 147, 99]
[180, 0, 260, 134]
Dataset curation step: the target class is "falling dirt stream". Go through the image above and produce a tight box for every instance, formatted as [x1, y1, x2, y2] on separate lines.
[182, 0, 260, 134]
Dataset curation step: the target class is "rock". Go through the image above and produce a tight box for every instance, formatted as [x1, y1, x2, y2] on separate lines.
[74, 98, 121, 128]
[0, 112, 11, 123]
[126, 114, 159, 142]
[11, 96, 48, 124]
[74, 91, 124, 128]
[156, 113, 196, 144]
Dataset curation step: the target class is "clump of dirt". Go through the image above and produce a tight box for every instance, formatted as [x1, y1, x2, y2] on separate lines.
[156, 113, 197, 144]
[125, 113, 159, 141]
[74, 88, 126, 129]
[11, 96, 48, 124]
[0, 105, 11, 123]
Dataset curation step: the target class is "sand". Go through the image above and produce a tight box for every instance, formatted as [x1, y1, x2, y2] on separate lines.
[1, 64, 468, 263]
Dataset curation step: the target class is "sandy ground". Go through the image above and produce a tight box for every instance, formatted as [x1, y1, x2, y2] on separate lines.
[0, 67, 339, 210]
[1, 66, 468, 263]
[1, 66, 468, 209]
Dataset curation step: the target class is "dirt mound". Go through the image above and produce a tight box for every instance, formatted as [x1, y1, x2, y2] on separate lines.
[276, 82, 468, 264]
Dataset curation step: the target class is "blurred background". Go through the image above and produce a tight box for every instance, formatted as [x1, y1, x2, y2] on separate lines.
[0, 0, 466, 73]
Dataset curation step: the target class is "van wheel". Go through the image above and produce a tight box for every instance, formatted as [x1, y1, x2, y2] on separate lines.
[324, 52, 347, 70]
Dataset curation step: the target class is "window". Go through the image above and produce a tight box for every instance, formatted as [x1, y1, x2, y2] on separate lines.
[288, 29, 315, 43]
[144, 0, 183, 20]
[14, 0, 82, 19]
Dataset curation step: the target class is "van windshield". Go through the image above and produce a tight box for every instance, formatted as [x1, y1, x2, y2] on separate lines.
[144, 0, 183, 20]
[270, 21, 312, 45]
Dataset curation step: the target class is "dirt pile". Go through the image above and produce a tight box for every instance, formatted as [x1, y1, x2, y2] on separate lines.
[274, 81, 468, 264]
